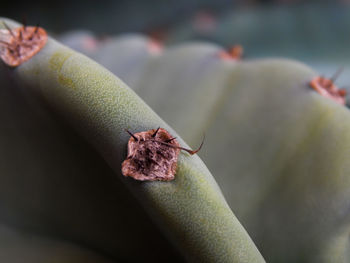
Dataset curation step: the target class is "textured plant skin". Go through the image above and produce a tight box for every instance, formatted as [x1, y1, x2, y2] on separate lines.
[90, 34, 162, 88]
[101, 41, 350, 262]
[0, 44, 182, 263]
[80, 39, 235, 143]
[0, 223, 115, 263]
[0, 18, 264, 263]
[200, 60, 350, 263]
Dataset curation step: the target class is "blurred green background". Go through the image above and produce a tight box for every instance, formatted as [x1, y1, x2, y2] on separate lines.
[2, 0, 350, 87]
[1, 2, 350, 262]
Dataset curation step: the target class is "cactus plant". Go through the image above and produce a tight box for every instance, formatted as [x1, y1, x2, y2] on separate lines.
[0, 223, 115, 263]
[67, 33, 350, 262]
[0, 35, 183, 263]
[3, 13, 350, 262]
[165, 5, 350, 89]
[58, 30, 98, 56]
[90, 34, 162, 89]
[0, 18, 264, 263]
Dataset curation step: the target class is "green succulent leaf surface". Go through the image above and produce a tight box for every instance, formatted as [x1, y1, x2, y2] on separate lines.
[0, 223, 116, 263]
[84, 36, 350, 262]
[0, 18, 264, 263]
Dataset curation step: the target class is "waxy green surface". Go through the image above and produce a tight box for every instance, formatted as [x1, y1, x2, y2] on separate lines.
[0, 47, 183, 262]
[86, 38, 350, 262]
[201, 60, 350, 263]
[91, 34, 161, 89]
[0, 18, 264, 263]
[0, 223, 115, 263]
[88, 39, 235, 143]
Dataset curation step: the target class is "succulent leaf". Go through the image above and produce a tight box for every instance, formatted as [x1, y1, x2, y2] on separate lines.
[0, 18, 264, 263]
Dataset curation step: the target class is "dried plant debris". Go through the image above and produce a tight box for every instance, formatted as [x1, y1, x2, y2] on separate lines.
[309, 74, 346, 105]
[219, 45, 243, 60]
[0, 22, 47, 67]
[122, 128, 203, 181]
[147, 39, 163, 54]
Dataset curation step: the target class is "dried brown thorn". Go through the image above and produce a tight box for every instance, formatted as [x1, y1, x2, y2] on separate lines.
[0, 40, 10, 46]
[122, 128, 181, 181]
[34, 23, 39, 34]
[309, 75, 346, 105]
[0, 23, 47, 67]
[152, 127, 160, 137]
[150, 134, 204, 155]
[122, 128, 203, 181]
[2, 22, 15, 38]
[219, 45, 243, 61]
[22, 16, 27, 31]
[125, 129, 138, 141]
[329, 67, 344, 87]
[28, 23, 39, 40]
[339, 89, 347, 97]
[165, 137, 177, 143]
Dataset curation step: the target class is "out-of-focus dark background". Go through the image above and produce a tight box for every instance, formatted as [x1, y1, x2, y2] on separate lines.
[2, 0, 350, 86]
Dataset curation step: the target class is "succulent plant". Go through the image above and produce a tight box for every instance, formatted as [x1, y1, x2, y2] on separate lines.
[58, 30, 98, 56]
[0, 223, 115, 263]
[0, 18, 264, 263]
[165, 5, 350, 89]
[66, 32, 350, 262]
[2, 14, 350, 263]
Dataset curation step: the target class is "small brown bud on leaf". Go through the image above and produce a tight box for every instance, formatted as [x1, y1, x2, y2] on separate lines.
[148, 40, 163, 54]
[309, 76, 346, 105]
[122, 128, 203, 181]
[219, 45, 243, 61]
[0, 24, 47, 67]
